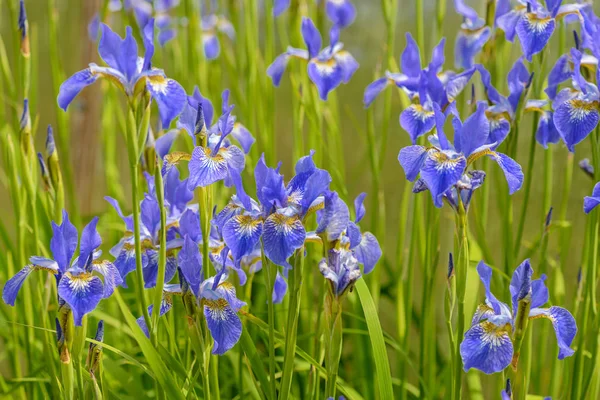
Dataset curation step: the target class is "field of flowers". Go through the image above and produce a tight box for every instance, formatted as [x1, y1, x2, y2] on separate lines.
[1, 0, 600, 399]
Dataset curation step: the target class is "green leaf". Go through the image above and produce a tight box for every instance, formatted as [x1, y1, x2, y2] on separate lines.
[113, 290, 185, 400]
[238, 327, 271, 400]
[355, 279, 394, 400]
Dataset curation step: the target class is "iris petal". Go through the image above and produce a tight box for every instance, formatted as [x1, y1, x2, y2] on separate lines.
[363, 77, 390, 107]
[146, 77, 186, 128]
[178, 235, 203, 295]
[354, 192, 367, 223]
[325, 0, 356, 28]
[57, 69, 98, 111]
[553, 98, 600, 152]
[114, 244, 136, 284]
[476, 261, 509, 316]
[316, 191, 349, 241]
[455, 27, 491, 70]
[584, 182, 600, 214]
[98, 24, 138, 81]
[509, 259, 533, 317]
[515, 13, 556, 62]
[401, 33, 422, 78]
[397, 145, 428, 182]
[231, 123, 255, 154]
[203, 33, 220, 60]
[222, 215, 263, 265]
[529, 306, 577, 359]
[263, 213, 306, 268]
[2, 266, 34, 306]
[58, 271, 104, 326]
[273, 271, 288, 304]
[50, 210, 79, 273]
[460, 321, 514, 374]
[420, 152, 466, 208]
[352, 232, 381, 274]
[307, 59, 344, 100]
[301, 17, 322, 59]
[137, 296, 173, 338]
[267, 53, 290, 87]
[92, 260, 123, 298]
[78, 217, 101, 269]
[187, 147, 230, 189]
[273, 0, 290, 16]
[486, 152, 524, 194]
[204, 298, 242, 355]
[334, 50, 359, 83]
[400, 104, 436, 143]
[535, 111, 561, 148]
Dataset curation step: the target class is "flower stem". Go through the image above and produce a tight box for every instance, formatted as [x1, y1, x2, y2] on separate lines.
[262, 243, 278, 399]
[151, 158, 167, 345]
[324, 292, 343, 398]
[279, 251, 304, 400]
[453, 202, 469, 400]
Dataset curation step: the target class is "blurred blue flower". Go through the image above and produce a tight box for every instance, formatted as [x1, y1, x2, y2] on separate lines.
[453, 0, 491, 69]
[497, 0, 585, 61]
[274, 0, 356, 28]
[398, 103, 523, 208]
[200, 1, 235, 60]
[460, 260, 577, 374]
[3, 211, 121, 326]
[267, 17, 358, 100]
[59, 20, 186, 127]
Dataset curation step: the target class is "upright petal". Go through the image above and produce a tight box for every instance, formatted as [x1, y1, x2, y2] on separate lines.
[535, 111, 561, 148]
[78, 217, 101, 269]
[98, 24, 138, 81]
[529, 306, 577, 359]
[57, 69, 98, 111]
[509, 259, 533, 317]
[92, 260, 123, 298]
[456, 102, 490, 158]
[50, 210, 79, 272]
[325, 0, 356, 28]
[113, 243, 137, 283]
[263, 213, 306, 268]
[300, 169, 332, 216]
[476, 261, 509, 316]
[273, 271, 288, 304]
[301, 17, 322, 59]
[204, 298, 242, 355]
[401, 33, 422, 78]
[178, 235, 203, 295]
[455, 28, 491, 70]
[531, 274, 549, 309]
[460, 320, 514, 374]
[58, 271, 104, 326]
[316, 191, 349, 241]
[203, 33, 220, 59]
[354, 192, 367, 223]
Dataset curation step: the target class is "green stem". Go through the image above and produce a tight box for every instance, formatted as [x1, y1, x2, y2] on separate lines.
[151, 159, 167, 345]
[262, 244, 278, 400]
[324, 292, 343, 398]
[453, 203, 469, 400]
[279, 251, 304, 400]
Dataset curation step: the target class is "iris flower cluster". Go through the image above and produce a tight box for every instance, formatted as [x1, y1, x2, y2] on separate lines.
[398, 102, 524, 209]
[274, 0, 356, 29]
[461, 260, 577, 374]
[267, 16, 358, 100]
[3, 211, 120, 330]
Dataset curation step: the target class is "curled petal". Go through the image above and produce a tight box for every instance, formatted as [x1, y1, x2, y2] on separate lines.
[105, 196, 134, 232]
[203, 33, 220, 59]
[460, 321, 514, 374]
[273, 271, 288, 303]
[267, 53, 290, 87]
[354, 192, 367, 223]
[58, 271, 104, 326]
[204, 298, 242, 355]
[535, 111, 561, 148]
[3, 266, 35, 306]
[529, 306, 577, 359]
[476, 261, 510, 316]
[363, 77, 390, 107]
[50, 210, 79, 272]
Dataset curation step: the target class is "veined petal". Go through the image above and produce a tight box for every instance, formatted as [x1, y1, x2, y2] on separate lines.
[460, 320, 514, 374]
[57, 69, 98, 111]
[204, 298, 242, 355]
[179, 209, 202, 242]
[454, 27, 491, 70]
[203, 33, 220, 59]
[509, 259, 533, 317]
[397, 145, 428, 182]
[420, 152, 466, 208]
[400, 104, 436, 144]
[267, 53, 290, 87]
[301, 17, 321, 59]
[401, 33, 422, 78]
[146, 77, 186, 128]
[3, 266, 35, 306]
[529, 306, 577, 359]
[263, 213, 306, 268]
[78, 217, 101, 269]
[553, 98, 600, 152]
[515, 13, 556, 62]
[363, 77, 390, 107]
[137, 295, 173, 338]
[98, 24, 138, 81]
[273, 271, 288, 304]
[476, 261, 510, 316]
[354, 192, 366, 223]
[325, 0, 356, 28]
[316, 191, 349, 241]
[352, 232, 381, 274]
[334, 50, 359, 83]
[142, 250, 178, 288]
[178, 235, 203, 295]
[584, 182, 600, 214]
[222, 145, 245, 171]
[58, 271, 104, 326]
[486, 152, 524, 194]
[92, 260, 123, 298]
[114, 243, 137, 284]
[187, 146, 229, 189]
[308, 58, 344, 100]
[50, 210, 79, 273]
[535, 111, 560, 148]
[223, 215, 263, 265]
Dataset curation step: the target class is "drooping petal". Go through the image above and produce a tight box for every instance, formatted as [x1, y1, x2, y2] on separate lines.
[307, 59, 344, 100]
[529, 306, 577, 359]
[263, 213, 306, 268]
[354, 192, 367, 223]
[400, 104, 436, 144]
[535, 111, 561, 148]
[267, 53, 290, 87]
[57, 69, 98, 111]
[146, 77, 186, 128]
[113, 244, 136, 284]
[584, 182, 600, 214]
[204, 298, 243, 355]
[515, 13, 556, 62]
[486, 152, 524, 194]
[497, 9, 524, 42]
[397, 145, 428, 182]
[92, 260, 123, 298]
[325, 0, 356, 28]
[50, 210, 79, 272]
[231, 123, 255, 154]
[352, 232, 381, 274]
[553, 98, 600, 152]
[187, 146, 230, 189]
[2, 266, 35, 306]
[454, 28, 491, 70]
[222, 215, 263, 265]
[334, 50, 359, 83]
[460, 320, 514, 374]
[363, 77, 390, 107]
[488, 114, 511, 149]
[58, 271, 104, 326]
[301, 17, 322, 59]
[420, 152, 467, 208]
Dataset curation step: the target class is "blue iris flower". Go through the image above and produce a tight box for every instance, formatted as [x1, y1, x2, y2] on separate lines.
[274, 0, 356, 29]
[460, 260, 577, 374]
[267, 17, 359, 100]
[453, 0, 491, 69]
[106, 168, 193, 287]
[183, 90, 251, 191]
[584, 181, 600, 214]
[58, 20, 186, 128]
[497, 0, 585, 61]
[316, 191, 382, 296]
[137, 253, 246, 355]
[200, 0, 235, 60]
[580, 5, 600, 58]
[364, 33, 478, 143]
[398, 103, 524, 208]
[545, 48, 600, 152]
[122, 0, 180, 46]
[2, 211, 121, 326]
